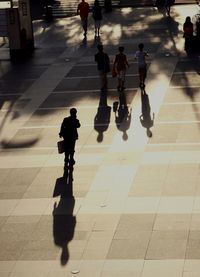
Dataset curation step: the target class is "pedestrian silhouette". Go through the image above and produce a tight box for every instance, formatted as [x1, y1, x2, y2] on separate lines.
[59, 108, 81, 169]
[113, 91, 132, 140]
[53, 196, 76, 266]
[183, 16, 194, 54]
[113, 46, 129, 92]
[140, 88, 154, 137]
[77, 0, 90, 37]
[94, 44, 110, 92]
[94, 91, 111, 142]
[92, 0, 102, 37]
[135, 43, 149, 89]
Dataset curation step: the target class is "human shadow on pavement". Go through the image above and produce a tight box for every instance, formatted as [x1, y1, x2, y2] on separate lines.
[113, 91, 132, 140]
[139, 88, 154, 137]
[53, 165, 74, 198]
[79, 36, 88, 48]
[53, 166, 76, 266]
[92, 35, 102, 48]
[94, 91, 111, 142]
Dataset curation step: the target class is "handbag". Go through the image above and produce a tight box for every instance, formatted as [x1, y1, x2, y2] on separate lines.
[57, 140, 65, 154]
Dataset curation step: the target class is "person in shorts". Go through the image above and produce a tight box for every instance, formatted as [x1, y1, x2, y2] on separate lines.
[113, 46, 129, 92]
[92, 0, 102, 37]
[135, 43, 148, 88]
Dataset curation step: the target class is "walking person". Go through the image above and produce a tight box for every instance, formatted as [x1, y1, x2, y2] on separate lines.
[183, 16, 194, 53]
[92, 0, 102, 37]
[135, 43, 148, 88]
[95, 44, 110, 92]
[164, 0, 171, 16]
[113, 46, 129, 92]
[59, 108, 81, 168]
[77, 0, 90, 37]
[165, 0, 175, 16]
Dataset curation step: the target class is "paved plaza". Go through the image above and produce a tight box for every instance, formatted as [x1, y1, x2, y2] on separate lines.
[0, 3, 200, 276]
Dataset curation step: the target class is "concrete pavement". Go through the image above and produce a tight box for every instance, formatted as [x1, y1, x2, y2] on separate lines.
[0, 3, 200, 276]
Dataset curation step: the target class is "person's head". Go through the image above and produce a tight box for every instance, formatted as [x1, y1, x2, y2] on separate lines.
[97, 44, 103, 52]
[70, 108, 77, 117]
[147, 128, 152, 138]
[122, 131, 128, 141]
[97, 132, 103, 142]
[118, 46, 124, 53]
[138, 43, 144, 51]
[185, 16, 191, 23]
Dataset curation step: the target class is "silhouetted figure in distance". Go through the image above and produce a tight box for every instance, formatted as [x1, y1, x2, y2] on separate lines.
[92, 0, 102, 37]
[77, 0, 90, 37]
[95, 44, 110, 92]
[183, 16, 194, 54]
[135, 43, 148, 89]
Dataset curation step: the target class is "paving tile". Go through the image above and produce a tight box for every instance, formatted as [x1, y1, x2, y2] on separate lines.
[0, 200, 19, 217]
[9, 272, 48, 277]
[186, 231, 200, 259]
[0, 222, 37, 241]
[0, 80, 35, 94]
[184, 260, 200, 276]
[148, 124, 181, 143]
[102, 260, 144, 276]
[124, 197, 160, 214]
[0, 168, 40, 192]
[141, 260, 184, 277]
[116, 214, 155, 232]
[146, 230, 188, 259]
[47, 273, 74, 277]
[164, 88, 200, 103]
[11, 198, 51, 216]
[153, 214, 191, 231]
[107, 231, 151, 259]
[157, 197, 194, 214]
[190, 214, 200, 230]
[129, 180, 164, 196]
[0, 273, 10, 277]
[0, 261, 16, 272]
[157, 104, 186, 121]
